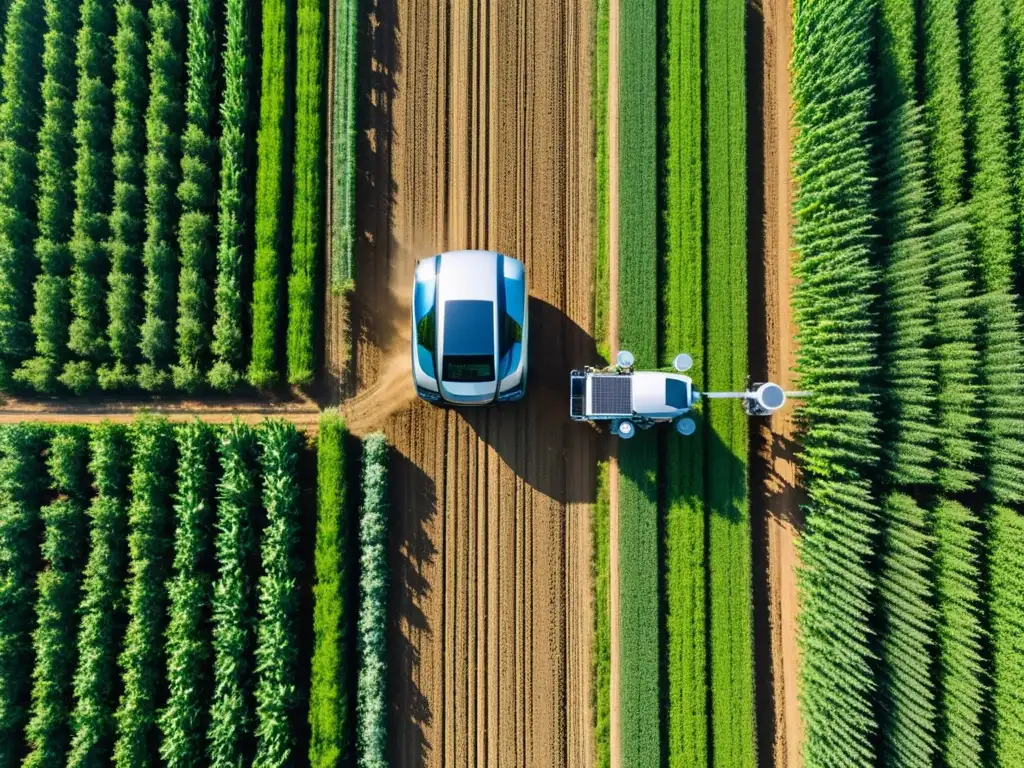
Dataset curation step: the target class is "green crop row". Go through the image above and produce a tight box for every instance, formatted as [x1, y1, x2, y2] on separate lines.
[331, 0, 358, 293]
[591, 462, 611, 768]
[0, 417, 372, 766]
[592, 0, 609, 361]
[615, 0, 660, 765]
[0, 0, 324, 394]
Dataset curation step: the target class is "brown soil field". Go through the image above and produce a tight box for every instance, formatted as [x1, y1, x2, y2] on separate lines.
[748, 0, 803, 765]
[350, 0, 599, 764]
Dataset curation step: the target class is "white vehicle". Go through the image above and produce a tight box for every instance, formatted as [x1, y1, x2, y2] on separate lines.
[412, 250, 529, 405]
[569, 351, 786, 438]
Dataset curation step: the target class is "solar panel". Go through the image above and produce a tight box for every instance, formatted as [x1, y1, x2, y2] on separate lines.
[590, 375, 632, 416]
[570, 373, 585, 418]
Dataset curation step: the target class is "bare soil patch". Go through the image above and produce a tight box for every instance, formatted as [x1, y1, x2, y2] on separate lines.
[353, 0, 599, 764]
[747, 0, 803, 765]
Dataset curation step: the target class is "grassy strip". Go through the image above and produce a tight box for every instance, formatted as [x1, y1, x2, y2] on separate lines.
[662, 0, 705, 765]
[24, 428, 89, 767]
[309, 412, 351, 766]
[592, 462, 611, 768]
[791, 1, 883, 765]
[616, 0, 660, 764]
[249, 0, 292, 389]
[286, 0, 323, 385]
[989, 507, 1024, 765]
[592, 0, 609, 360]
[703, 0, 752, 765]
[331, 0, 357, 293]
[357, 433, 388, 767]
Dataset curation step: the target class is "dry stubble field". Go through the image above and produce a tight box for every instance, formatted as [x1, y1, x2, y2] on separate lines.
[349, 0, 599, 764]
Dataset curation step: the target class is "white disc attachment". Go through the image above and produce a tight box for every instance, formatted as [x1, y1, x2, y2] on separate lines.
[673, 353, 693, 372]
[753, 382, 786, 413]
[614, 420, 635, 439]
[675, 417, 696, 436]
[616, 350, 635, 369]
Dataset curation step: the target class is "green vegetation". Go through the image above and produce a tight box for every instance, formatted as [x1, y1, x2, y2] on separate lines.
[791, 1, 882, 766]
[357, 433, 388, 768]
[159, 421, 215, 765]
[309, 413, 351, 766]
[249, 0, 292, 389]
[331, 0, 358, 292]
[989, 507, 1024, 765]
[287, 0, 322, 385]
[0, 0, 45, 380]
[172, 0, 218, 392]
[703, 1, 752, 764]
[0, 424, 48, 767]
[68, 424, 130, 768]
[207, 422, 258, 767]
[100, 0, 148, 391]
[591, 462, 611, 768]
[253, 421, 302, 766]
[64, 0, 116, 391]
[210, 0, 249, 391]
[113, 418, 176, 766]
[15, 0, 78, 393]
[24, 428, 89, 768]
[138, 0, 185, 391]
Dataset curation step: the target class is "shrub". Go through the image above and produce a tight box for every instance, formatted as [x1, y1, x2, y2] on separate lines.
[138, 0, 185, 391]
[249, 0, 293, 389]
[931, 499, 986, 767]
[172, 0, 218, 392]
[68, 424, 131, 768]
[988, 507, 1024, 766]
[207, 422, 259, 767]
[357, 432, 388, 768]
[159, 421, 215, 765]
[210, 0, 250, 391]
[287, 0, 323, 386]
[0, 0, 46, 376]
[309, 413, 350, 766]
[113, 417, 176, 766]
[99, 0, 149, 391]
[331, 0, 357, 293]
[14, 0, 78, 393]
[65, 0, 117, 387]
[791, 0, 883, 765]
[253, 421, 301, 767]
[0, 424, 49, 767]
[24, 428, 90, 768]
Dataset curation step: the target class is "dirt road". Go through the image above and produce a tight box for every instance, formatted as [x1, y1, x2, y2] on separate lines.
[351, 0, 598, 764]
[748, 0, 803, 765]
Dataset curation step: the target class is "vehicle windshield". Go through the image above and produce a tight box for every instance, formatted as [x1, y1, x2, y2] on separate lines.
[442, 354, 495, 382]
[665, 378, 690, 409]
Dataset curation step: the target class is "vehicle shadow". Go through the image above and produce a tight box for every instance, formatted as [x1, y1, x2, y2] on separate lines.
[460, 296, 608, 505]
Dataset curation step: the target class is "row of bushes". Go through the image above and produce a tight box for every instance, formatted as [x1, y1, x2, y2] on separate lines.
[330, 0, 358, 293]
[0, 0, 326, 394]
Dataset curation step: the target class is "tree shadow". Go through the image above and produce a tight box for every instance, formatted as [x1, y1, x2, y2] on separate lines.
[460, 296, 608, 505]
[386, 449, 437, 766]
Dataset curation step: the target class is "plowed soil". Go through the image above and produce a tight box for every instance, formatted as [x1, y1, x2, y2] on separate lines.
[748, 0, 803, 765]
[352, 0, 599, 765]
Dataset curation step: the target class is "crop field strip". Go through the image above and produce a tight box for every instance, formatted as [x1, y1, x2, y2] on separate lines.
[0, 0, 329, 397]
[348, 0, 598, 765]
[792, 0, 1024, 766]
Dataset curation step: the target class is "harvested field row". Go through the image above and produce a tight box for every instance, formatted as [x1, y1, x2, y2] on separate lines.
[347, 0, 598, 764]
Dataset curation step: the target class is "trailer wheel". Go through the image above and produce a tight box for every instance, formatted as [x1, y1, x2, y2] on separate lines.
[612, 420, 635, 439]
[675, 417, 696, 436]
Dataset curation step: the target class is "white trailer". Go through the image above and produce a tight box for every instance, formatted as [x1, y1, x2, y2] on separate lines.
[569, 351, 788, 439]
